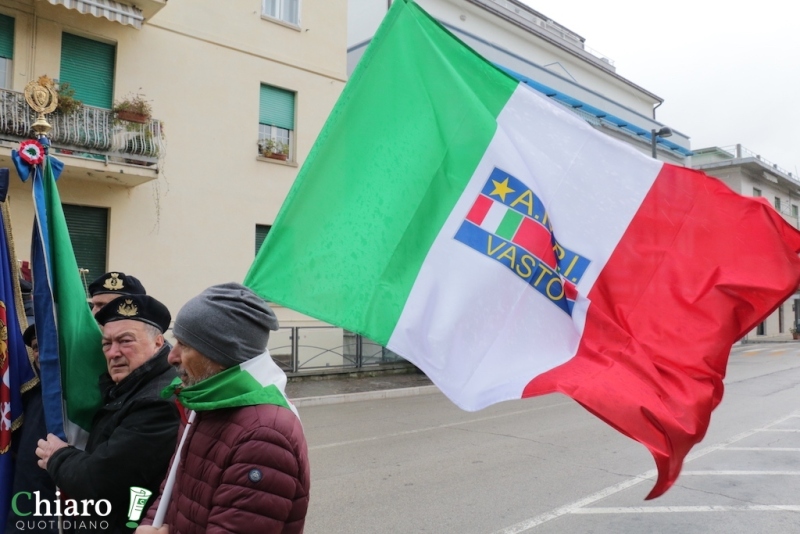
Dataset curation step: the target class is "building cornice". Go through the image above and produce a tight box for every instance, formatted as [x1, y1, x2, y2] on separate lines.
[462, 0, 663, 104]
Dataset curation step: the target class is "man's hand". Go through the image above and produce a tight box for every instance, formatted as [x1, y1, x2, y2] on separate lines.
[35, 433, 68, 469]
[135, 526, 169, 534]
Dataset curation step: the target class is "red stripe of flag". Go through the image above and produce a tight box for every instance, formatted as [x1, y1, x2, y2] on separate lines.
[522, 164, 800, 499]
[465, 194, 493, 226]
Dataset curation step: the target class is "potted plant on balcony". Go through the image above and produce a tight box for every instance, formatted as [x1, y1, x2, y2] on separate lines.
[259, 139, 289, 161]
[792, 327, 800, 340]
[113, 93, 152, 124]
[55, 82, 83, 115]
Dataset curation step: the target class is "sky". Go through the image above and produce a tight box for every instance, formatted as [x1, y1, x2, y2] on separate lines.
[518, 0, 800, 173]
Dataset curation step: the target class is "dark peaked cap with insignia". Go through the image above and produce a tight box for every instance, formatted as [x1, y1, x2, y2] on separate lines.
[95, 294, 171, 333]
[88, 271, 146, 296]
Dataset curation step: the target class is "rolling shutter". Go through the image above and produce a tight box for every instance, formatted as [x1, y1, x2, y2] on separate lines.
[256, 224, 271, 254]
[0, 14, 13, 59]
[63, 204, 108, 287]
[259, 85, 295, 129]
[60, 33, 115, 109]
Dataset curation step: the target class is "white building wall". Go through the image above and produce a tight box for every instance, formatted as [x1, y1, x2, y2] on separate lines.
[348, 0, 691, 160]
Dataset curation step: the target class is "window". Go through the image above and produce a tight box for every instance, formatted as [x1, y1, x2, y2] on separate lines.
[63, 205, 108, 288]
[752, 187, 761, 197]
[262, 0, 299, 25]
[259, 84, 295, 161]
[255, 224, 272, 254]
[60, 33, 116, 109]
[793, 205, 798, 219]
[0, 14, 13, 89]
[774, 197, 782, 211]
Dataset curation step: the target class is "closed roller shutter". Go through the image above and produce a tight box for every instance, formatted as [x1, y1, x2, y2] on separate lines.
[0, 14, 13, 59]
[63, 204, 108, 291]
[256, 224, 271, 254]
[60, 33, 115, 109]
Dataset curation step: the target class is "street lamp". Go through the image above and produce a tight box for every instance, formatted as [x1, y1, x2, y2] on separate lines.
[651, 126, 672, 159]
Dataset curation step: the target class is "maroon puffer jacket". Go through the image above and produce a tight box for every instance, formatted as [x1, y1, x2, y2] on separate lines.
[143, 403, 310, 533]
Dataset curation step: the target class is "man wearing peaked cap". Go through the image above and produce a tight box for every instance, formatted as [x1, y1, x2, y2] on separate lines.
[36, 294, 180, 534]
[137, 283, 309, 534]
[87, 271, 147, 316]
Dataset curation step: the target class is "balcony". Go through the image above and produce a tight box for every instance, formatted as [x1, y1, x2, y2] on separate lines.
[0, 87, 164, 187]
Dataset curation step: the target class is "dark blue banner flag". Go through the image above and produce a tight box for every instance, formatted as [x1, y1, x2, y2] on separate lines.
[0, 167, 37, 529]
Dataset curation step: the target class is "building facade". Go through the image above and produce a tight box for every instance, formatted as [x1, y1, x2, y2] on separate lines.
[692, 145, 800, 340]
[0, 0, 347, 329]
[348, 0, 692, 163]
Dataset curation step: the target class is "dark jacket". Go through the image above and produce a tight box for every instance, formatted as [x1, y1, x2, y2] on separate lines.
[143, 403, 310, 533]
[47, 344, 179, 533]
[6, 382, 59, 534]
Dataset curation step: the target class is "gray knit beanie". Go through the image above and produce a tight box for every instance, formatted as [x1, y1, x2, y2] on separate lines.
[173, 282, 279, 368]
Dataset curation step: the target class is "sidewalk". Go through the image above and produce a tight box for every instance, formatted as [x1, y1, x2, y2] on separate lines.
[285, 369, 437, 408]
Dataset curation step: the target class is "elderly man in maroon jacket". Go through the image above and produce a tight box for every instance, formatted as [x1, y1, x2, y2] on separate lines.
[137, 283, 310, 534]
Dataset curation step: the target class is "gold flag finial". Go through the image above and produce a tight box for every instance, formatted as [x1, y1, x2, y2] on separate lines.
[24, 76, 59, 137]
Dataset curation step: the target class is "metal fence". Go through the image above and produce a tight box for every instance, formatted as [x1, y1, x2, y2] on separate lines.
[0, 87, 164, 166]
[267, 326, 406, 374]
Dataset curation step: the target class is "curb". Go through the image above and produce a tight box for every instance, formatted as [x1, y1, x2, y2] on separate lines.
[292, 385, 440, 407]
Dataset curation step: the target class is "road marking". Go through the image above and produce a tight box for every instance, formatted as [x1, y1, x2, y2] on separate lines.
[725, 447, 800, 452]
[572, 505, 800, 514]
[759, 429, 800, 432]
[309, 401, 573, 451]
[490, 411, 800, 534]
[681, 470, 800, 476]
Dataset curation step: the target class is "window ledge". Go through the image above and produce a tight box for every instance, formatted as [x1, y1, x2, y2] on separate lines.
[257, 155, 298, 167]
[260, 14, 301, 31]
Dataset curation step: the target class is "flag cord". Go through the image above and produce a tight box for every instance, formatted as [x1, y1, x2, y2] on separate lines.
[152, 410, 196, 528]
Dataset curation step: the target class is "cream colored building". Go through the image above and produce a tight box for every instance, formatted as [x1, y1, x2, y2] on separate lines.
[692, 145, 800, 340]
[0, 0, 347, 331]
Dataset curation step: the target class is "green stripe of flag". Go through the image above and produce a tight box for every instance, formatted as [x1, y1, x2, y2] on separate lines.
[244, 0, 517, 344]
[495, 209, 523, 240]
[44, 158, 106, 431]
[165, 369, 291, 412]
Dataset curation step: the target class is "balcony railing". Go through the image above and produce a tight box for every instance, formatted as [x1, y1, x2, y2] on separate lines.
[0, 87, 164, 167]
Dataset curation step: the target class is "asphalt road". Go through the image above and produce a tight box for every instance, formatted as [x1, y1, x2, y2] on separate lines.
[300, 343, 800, 533]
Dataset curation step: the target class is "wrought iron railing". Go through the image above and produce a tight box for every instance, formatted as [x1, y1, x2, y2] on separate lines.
[0, 87, 165, 165]
[267, 326, 406, 374]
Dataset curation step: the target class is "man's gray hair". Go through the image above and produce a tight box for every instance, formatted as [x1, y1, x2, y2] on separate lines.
[142, 323, 164, 341]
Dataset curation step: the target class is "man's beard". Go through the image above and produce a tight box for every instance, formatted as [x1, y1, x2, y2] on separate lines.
[176, 362, 221, 387]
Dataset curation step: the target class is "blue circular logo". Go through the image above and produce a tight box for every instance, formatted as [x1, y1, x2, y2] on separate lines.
[248, 469, 263, 483]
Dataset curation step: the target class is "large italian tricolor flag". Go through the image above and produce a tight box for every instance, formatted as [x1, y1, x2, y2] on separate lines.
[244, 0, 800, 498]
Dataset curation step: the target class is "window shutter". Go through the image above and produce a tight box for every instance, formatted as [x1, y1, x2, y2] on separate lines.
[255, 224, 271, 254]
[0, 14, 13, 59]
[259, 85, 295, 130]
[60, 33, 115, 109]
[63, 205, 108, 286]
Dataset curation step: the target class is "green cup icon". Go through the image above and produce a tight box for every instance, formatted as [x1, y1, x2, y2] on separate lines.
[126, 486, 153, 528]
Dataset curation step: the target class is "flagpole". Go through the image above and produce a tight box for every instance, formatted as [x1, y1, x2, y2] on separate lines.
[153, 410, 195, 528]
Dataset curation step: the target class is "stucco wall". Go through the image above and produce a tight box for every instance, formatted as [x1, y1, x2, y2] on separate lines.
[1, 0, 347, 323]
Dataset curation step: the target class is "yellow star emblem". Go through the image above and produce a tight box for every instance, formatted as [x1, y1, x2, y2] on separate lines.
[489, 177, 515, 202]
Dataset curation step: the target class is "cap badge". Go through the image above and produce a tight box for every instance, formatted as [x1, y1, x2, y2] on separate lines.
[118, 299, 138, 317]
[103, 272, 125, 291]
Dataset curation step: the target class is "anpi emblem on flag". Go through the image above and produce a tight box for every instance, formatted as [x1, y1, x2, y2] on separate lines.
[454, 168, 590, 315]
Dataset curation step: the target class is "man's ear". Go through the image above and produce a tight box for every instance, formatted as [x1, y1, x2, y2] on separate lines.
[154, 334, 165, 349]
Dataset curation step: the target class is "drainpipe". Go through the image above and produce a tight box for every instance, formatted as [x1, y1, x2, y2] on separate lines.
[652, 100, 662, 120]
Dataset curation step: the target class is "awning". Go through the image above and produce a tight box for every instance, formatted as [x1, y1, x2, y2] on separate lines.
[46, 0, 144, 29]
